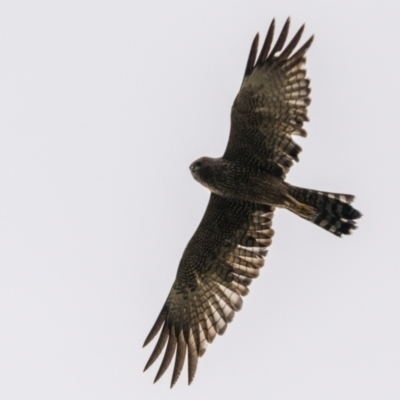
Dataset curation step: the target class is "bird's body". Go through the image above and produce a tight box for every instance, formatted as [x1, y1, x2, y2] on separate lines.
[143, 18, 362, 387]
[190, 157, 288, 205]
[190, 156, 360, 234]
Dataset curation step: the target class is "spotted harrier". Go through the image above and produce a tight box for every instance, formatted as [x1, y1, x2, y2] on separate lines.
[143, 18, 361, 387]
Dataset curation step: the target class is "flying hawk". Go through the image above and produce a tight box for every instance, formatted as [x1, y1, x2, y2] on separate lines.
[143, 18, 361, 387]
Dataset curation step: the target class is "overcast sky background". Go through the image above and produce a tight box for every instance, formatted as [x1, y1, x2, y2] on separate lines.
[1, 1, 399, 399]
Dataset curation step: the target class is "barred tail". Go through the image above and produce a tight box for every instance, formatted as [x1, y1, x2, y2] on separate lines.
[285, 185, 362, 236]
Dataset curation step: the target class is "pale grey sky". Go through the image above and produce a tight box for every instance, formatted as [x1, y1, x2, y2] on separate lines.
[0, 1, 399, 399]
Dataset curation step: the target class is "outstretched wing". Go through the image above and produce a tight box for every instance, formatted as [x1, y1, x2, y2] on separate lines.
[224, 18, 314, 178]
[143, 194, 274, 387]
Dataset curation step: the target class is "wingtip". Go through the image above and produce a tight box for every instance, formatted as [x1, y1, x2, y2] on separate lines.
[143, 360, 151, 372]
[170, 378, 177, 388]
[170, 370, 182, 388]
[188, 372, 197, 386]
[244, 32, 260, 77]
[304, 34, 315, 52]
[142, 333, 154, 348]
[142, 307, 168, 348]
[283, 17, 291, 31]
[153, 362, 169, 384]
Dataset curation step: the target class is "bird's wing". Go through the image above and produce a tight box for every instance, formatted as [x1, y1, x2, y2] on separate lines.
[224, 18, 314, 178]
[143, 194, 274, 387]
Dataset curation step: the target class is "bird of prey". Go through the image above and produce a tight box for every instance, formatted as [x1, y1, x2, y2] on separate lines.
[143, 18, 361, 387]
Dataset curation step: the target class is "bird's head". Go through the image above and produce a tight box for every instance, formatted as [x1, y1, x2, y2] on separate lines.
[189, 157, 218, 189]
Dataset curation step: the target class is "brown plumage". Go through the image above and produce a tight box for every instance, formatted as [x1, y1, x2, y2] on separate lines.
[143, 17, 361, 387]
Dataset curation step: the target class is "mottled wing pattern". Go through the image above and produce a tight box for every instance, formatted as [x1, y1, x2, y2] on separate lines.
[224, 18, 314, 177]
[143, 194, 274, 387]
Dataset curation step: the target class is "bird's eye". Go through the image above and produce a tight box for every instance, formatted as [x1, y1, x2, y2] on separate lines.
[190, 161, 202, 171]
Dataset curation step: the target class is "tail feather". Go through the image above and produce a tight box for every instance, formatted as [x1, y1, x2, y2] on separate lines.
[286, 186, 362, 236]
